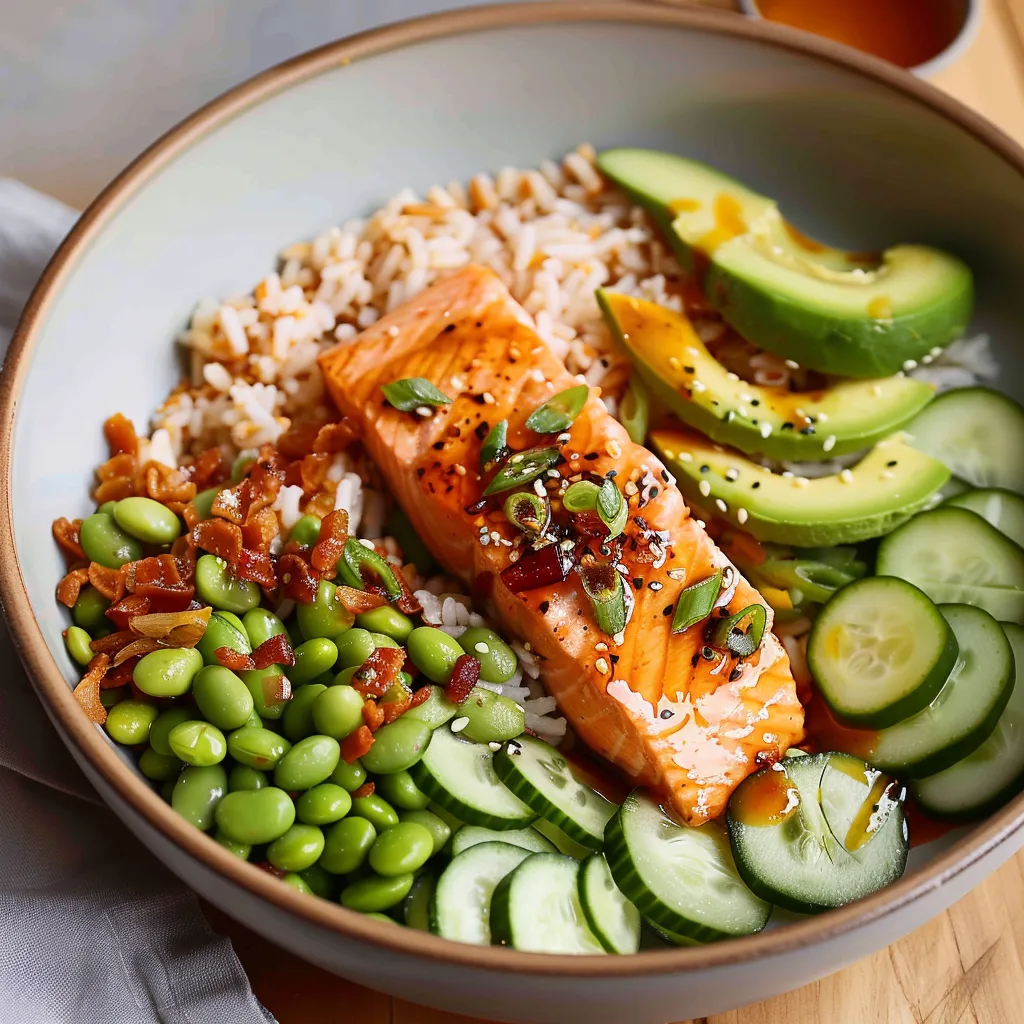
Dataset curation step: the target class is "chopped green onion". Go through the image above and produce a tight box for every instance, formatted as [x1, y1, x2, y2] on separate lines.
[596, 478, 628, 539]
[580, 563, 632, 637]
[483, 446, 561, 496]
[619, 374, 650, 445]
[381, 377, 452, 412]
[670, 571, 723, 634]
[480, 419, 509, 472]
[525, 384, 589, 434]
[758, 559, 857, 605]
[336, 538, 403, 599]
[503, 492, 550, 534]
[563, 480, 600, 512]
[708, 603, 767, 658]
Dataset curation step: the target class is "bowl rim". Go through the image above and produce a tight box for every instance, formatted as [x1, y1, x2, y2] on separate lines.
[4, 0, 1024, 979]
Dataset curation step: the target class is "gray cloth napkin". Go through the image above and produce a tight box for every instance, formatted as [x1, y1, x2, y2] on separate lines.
[0, 178, 277, 1024]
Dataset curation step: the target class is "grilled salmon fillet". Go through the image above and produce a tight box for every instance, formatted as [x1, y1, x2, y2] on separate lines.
[319, 266, 804, 825]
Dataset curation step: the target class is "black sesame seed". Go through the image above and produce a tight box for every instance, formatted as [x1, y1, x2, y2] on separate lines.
[663, 604, 675, 616]
[660, 470, 670, 482]
[700, 464, 710, 473]
[683, 365, 695, 374]
[729, 667, 742, 682]
[633, 577, 644, 591]
[584, 452, 599, 461]
[539, 601, 550, 614]
[691, 653, 700, 667]
[610, 654, 619, 664]
[887, 460, 898, 467]
[799, 426, 815, 435]
[782, 422, 795, 431]
[473, 394, 487, 405]
[660, 709, 673, 719]
[752, 481, 761, 489]
[443, 323, 456, 333]
[432, 441, 445, 450]
[416, 468, 425, 478]
[474, 422, 490, 440]
[751, 399, 760, 407]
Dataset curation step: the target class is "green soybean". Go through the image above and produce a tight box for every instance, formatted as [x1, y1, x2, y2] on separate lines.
[320, 816, 377, 875]
[100, 686, 127, 709]
[457, 688, 525, 744]
[426, 802, 464, 835]
[299, 864, 336, 900]
[214, 787, 296, 845]
[168, 720, 227, 767]
[340, 873, 414, 913]
[192, 665, 255, 731]
[79, 512, 143, 569]
[368, 633, 401, 651]
[64, 626, 94, 667]
[374, 770, 430, 811]
[355, 606, 414, 643]
[334, 628, 376, 670]
[133, 648, 203, 698]
[402, 873, 436, 931]
[274, 735, 341, 791]
[282, 683, 328, 741]
[311, 685, 364, 741]
[350, 793, 399, 831]
[368, 822, 434, 877]
[113, 496, 182, 545]
[149, 708, 195, 756]
[97, 500, 119, 516]
[289, 639, 338, 686]
[72, 588, 109, 632]
[406, 627, 464, 683]
[172, 764, 227, 831]
[214, 831, 251, 860]
[227, 727, 291, 770]
[267, 824, 326, 872]
[296, 579, 353, 640]
[228, 764, 268, 791]
[195, 554, 261, 614]
[361, 718, 432, 776]
[281, 873, 313, 895]
[457, 627, 517, 683]
[329, 759, 367, 792]
[138, 747, 182, 782]
[402, 685, 458, 730]
[288, 515, 321, 549]
[364, 912, 398, 924]
[104, 699, 159, 745]
[159, 780, 176, 803]
[397, 809, 452, 855]
[240, 665, 290, 721]
[196, 610, 252, 666]
[191, 487, 219, 521]
[242, 607, 286, 649]
[296, 783, 352, 825]
[242, 709, 263, 730]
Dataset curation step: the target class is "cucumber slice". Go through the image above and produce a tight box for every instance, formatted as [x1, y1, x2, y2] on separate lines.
[450, 824, 557, 857]
[493, 735, 616, 849]
[578, 853, 641, 954]
[531, 816, 594, 860]
[870, 604, 1015, 778]
[402, 871, 436, 931]
[912, 623, 1024, 820]
[490, 853, 605, 954]
[877, 506, 1024, 625]
[945, 488, 1024, 548]
[409, 724, 535, 830]
[808, 577, 958, 728]
[605, 790, 771, 941]
[430, 842, 532, 945]
[907, 387, 1024, 493]
[726, 752, 908, 914]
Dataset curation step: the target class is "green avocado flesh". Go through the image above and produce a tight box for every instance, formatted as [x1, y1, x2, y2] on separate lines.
[598, 290, 935, 462]
[651, 426, 950, 547]
[597, 148, 974, 379]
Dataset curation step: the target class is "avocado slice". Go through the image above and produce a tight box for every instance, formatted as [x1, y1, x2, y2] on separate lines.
[598, 290, 935, 462]
[650, 425, 950, 547]
[597, 148, 974, 379]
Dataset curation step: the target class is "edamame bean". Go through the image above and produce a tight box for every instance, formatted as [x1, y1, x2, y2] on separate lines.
[299, 864, 336, 900]
[367, 633, 401, 651]
[242, 607, 286, 649]
[149, 708, 194, 756]
[457, 627, 517, 683]
[227, 727, 291, 770]
[281, 683, 328, 741]
[138, 747, 182, 781]
[281, 873, 313, 895]
[214, 787, 296, 844]
[426, 802, 464, 835]
[228, 764, 268, 791]
[319, 816, 377, 875]
[290, 639, 339, 686]
[191, 665, 255, 731]
[402, 685, 458, 730]
[274, 735, 341, 791]
[374, 770, 430, 811]
[97, 500, 119, 516]
[104, 700, 159, 745]
[368, 822, 433, 877]
[113, 496, 182, 545]
[406, 627, 464, 683]
[191, 487, 219, 521]
[242, 709, 263, 730]
[133, 647, 203, 698]
[334, 628, 376, 670]
[402, 873, 436, 931]
[360, 718, 432, 775]
[172, 764, 227, 831]
[340, 873, 414, 913]
[398, 809, 452, 855]
[329, 758, 366, 792]
[196, 610, 252, 666]
[72, 588, 109, 632]
[214, 831, 251, 860]
[79, 512, 143, 569]
[159, 780, 176, 803]
[100, 686, 127, 709]
[64, 626, 94, 667]
[458, 688, 525, 744]
[295, 579, 353, 640]
[195, 554, 260, 614]
[355, 606, 414, 643]
[350, 793, 399, 831]
[267, 824, 325, 872]
[296, 783, 352, 825]
[168, 720, 227, 767]
[311, 685, 364, 740]
[288, 515, 321, 549]
[240, 665, 290, 721]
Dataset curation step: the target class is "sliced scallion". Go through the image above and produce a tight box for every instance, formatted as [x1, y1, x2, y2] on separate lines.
[619, 374, 650, 445]
[336, 537, 403, 599]
[480, 419, 509, 472]
[580, 563, 632, 637]
[563, 480, 600, 512]
[483, 446, 561, 496]
[381, 377, 452, 412]
[596, 478, 628, 539]
[670, 571, 723, 634]
[708, 603, 768, 658]
[503, 492, 550, 534]
[525, 384, 589, 434]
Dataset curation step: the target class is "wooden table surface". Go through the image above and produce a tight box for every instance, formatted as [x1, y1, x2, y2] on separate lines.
[210, 2, 1024, 1021]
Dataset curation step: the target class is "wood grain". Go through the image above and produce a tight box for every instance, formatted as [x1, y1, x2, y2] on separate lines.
[215, 2, 1024, 1022]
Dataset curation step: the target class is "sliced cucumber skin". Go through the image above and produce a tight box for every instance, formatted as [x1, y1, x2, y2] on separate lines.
[450, 825, 557, 857]
[945, 488, 1024, 548]
[808, 577, 959, 729]
[578, 853, 641, 955]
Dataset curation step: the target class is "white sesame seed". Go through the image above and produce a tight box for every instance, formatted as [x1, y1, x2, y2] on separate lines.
[725, 468, 740, 481]
[533, 479, 546, 497]
[696, 519, 706, 529]
[667, 568, 687, 581]
[699, 479, 711, 497]
[737, 406, 748, 417]
[450, 375, 464, 390]
[881, 470, 894, 480]
[902, 359, 918, 371]
[921, 355, 933, 365]
[451, 717, 470, 733]
[415, 405, 433, 417]
[737, 508, 749, 525]
[715, 498, 728, 513]
[680, 452, 693, 462]
[482, 392, 496, 405]
[595, 658, 610, 674]
[359, 538, 376, 549]
[454, 464, 467, 476]
[556, 432, 572, 444]
[794, 477, 810, 487]
[816, 412, 828, 423]
[726, 372, 740, 382]
[607, 440, 622, 458]
[474, 642, 490, 654]
[488, 741, 502, 751]
[668, 356, 682, 370]
[930, 346, 943, 357]
[612, 631, 626, 646]
[691, 380, 706, 393]
[840, 469, 855, 484]
[870, 384, 883, 398]
[822, 435, 837, 452]
[740, 392, 754, 402]
[624, 481, 638, 497]
[510, 453, 524, 464]
[595, 641, 609, 652]
[785, 359, 800, 369]
[782, 471, 794, 479]
[759, 422, 773, 439]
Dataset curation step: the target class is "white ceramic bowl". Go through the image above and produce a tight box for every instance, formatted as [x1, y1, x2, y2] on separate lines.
[4, 5, 1024, 1021]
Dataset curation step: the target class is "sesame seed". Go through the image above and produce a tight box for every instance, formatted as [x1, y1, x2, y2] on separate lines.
[482, 392, 496, 404]
[454, 464, 467, 476]
[450, 375, 464, 390]
[737, 508, 749, 524]
[533, 479, 546, 497]
[359, 538, 376, 549]
[794, 477, 809, 488]
[902, 359, 918, 371]
[691, 380, 706, 393]
[607, 440, 622, 458]
[921, 354, 933, 364]
[679, 452, 693, 462]
[649, 580, 664, 592]
[387, 325, 400, 337]
[822, 435, 837, 452]
[759, 422, 772, 438]
[667, 568, 687, 580]
[510, 454, 524, 464]
[881, 470, 894, 480]
[474, 642, 490, 654]
[556, 432, 572, 444]
[544, 468, 560, 479]
[488, 741, 502, 751]
[782, 471, 794, 479]
[870, 384, 883, 397]
[725, 468, 740, 482]
[668, 356, 682, 370]
[415, 405, 432, 417]
[612, 631, 626, 646]
[595, 658, 610, 674]
[737, 405, 748, 417]
[479, 535, 491, 546]
[451, 717, 470, 733]
[740, 392, 754, 402]
[840, 469, 854, 484]
[595, 641, 609, 652]
[509, 346, 522, 360]
[726, 372, 740, 382]
[699, 479, 711, 497]
[930, 346, 943, 357]
[785, 359, 800, 369]
[715, 498, 728, 513]
[490, 531, 501, 541]
[817, 412, 828, 423]
[696, 519, 706, 529]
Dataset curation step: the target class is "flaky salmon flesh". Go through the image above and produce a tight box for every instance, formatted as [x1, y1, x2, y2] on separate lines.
[319, 266, 804, 826]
